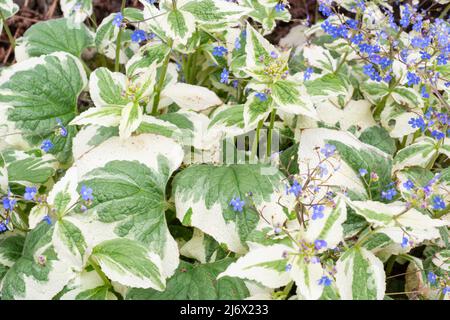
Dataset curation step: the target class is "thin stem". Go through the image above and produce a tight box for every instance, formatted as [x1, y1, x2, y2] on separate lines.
[0, 11, 15, 48]
[266, 108, 276, 158]
[151, 39, 173, 115]
[114, 0, 127, 72]
[89, 257, 112, 288]
[250, 120, 264, 160]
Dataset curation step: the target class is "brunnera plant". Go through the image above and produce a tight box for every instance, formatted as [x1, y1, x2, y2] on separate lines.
[0, 0, 449, 300]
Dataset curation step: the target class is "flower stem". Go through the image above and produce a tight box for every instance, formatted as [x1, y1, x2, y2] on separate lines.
[151, 39, 173, 115]
[89, 256, 112, 288]
[0, 11, 15, 49]
[251, 119, 264, 160]
[266, 109, 276, 158]
[114, 0, 127, 72]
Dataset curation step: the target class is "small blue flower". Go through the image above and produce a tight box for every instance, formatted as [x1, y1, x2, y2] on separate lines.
[234, 37, 241, 50]
[275, 3, 285, 13]
[421, 86, 429, 99]
[0, 221, 8, 233]
[359, 168, 368, 176]
[401, 236, 409, 248]
[2, 195, 16, 211]
[56, 118, 68, 137]
[431, 130, 445, 140]
[42, 215, 52, 225]
[318, 1, 333, 17]
[80, 185, 93, 202]
[443, 287, 450, 295]
[220, 68, 229, 84]
[229, 197, 245, 212]
[427, 271, 437, 285]
[112, 12, 124, 27]
[432, 196, 446, 210]
[314, 239, 327, 250]
[381, 188, 397, 201]
[346, 19, 358, 29]
[304, 67, 313, 81]
[320, 144, 336, 158]
[212, 46, 228, 57]
[285, 263, 292, 272]
[408, 117, 426, 131]
[270, 51, 278, 59]
[403, 180, 415, 191]
[131, 30, 147, 43]
[318, 276, 332, 286]
[24, 186, 37, 201]
[406, 71, 421, 86]
[312, 205, 325, 220]
[41, 139, 54, 153]
[255, 92, 268, 102]
[437, 54, 448, 66]
[286, 180, 302, 197]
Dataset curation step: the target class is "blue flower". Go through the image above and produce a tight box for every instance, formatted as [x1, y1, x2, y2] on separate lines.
[0, 221, 7, 233]
[401, 236, 409, 248]
[304, 67, 313, 81]
[421, 86, 430, 98]
[431, 130, 445, 140]
[229, 197, 245, 212]
[286, 180, 302, 197]
[320, 144, 336, 157]
[318, 1, 333, 17]
[270, 51, 278, 59]
[420, 51, 431, 60]
[351, 34, 363, 45]
[56, 118, 68, 137]
[112, 12, 124, 27]
[285, 263, 292, 272]
[2, 195, 16, 211]
[312, 205, 325, 220]
[359, 168, 368, 176]
[42, 215, 52, 225]
[318, 276, 332, 286]
[255, 92, 268, 102]
[432, 196, 446, 210]
[346, 19, 358, 29]
[443, 287, 450, 295]
[381, 188, 397, 201]
[314, 239, 327, 250]
[24, 186, 37, 201]
[437, 54, 448, 66]
[408, 117, 426, 131]
[403, 180, 415, 191]
[131, 30, 147, 43]
[212, 46, 228, 57]
[80, 185, 93, 202]
[220, 68, 229, 84]
[406, 71, 421, 86]
[275, 3, 285, 13]
[234, 37, 241, 50]
[363, 64, 382, 82]
[427, 271, 437, 284]
[41, 139, 54, 152]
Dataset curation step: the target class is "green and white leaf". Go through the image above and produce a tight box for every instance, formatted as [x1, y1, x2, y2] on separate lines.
[243, 92, 273, 128]
[162, 83, 222, 111]
[74, 134, 184, 277]
[393, 137, 437, 172]
[218, 244, 291, 288]
[0, 223, 75, 300]
[335, 247, 386, 300]
[0, 149, 57, 187]
[271, 81, 317, 118]
[91, 238, 165, 290]
[173, 164, 286, 253]
[126, 258, 250, 300]
[0, 0, 18, 32]
[47, 167, 79, 217]
[298, 128, 393, 200]
[59, 269, 117, 300]
[0, 52, 87, 163]
[15, 18, 94, 61]
[60, 0, 93, 24]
